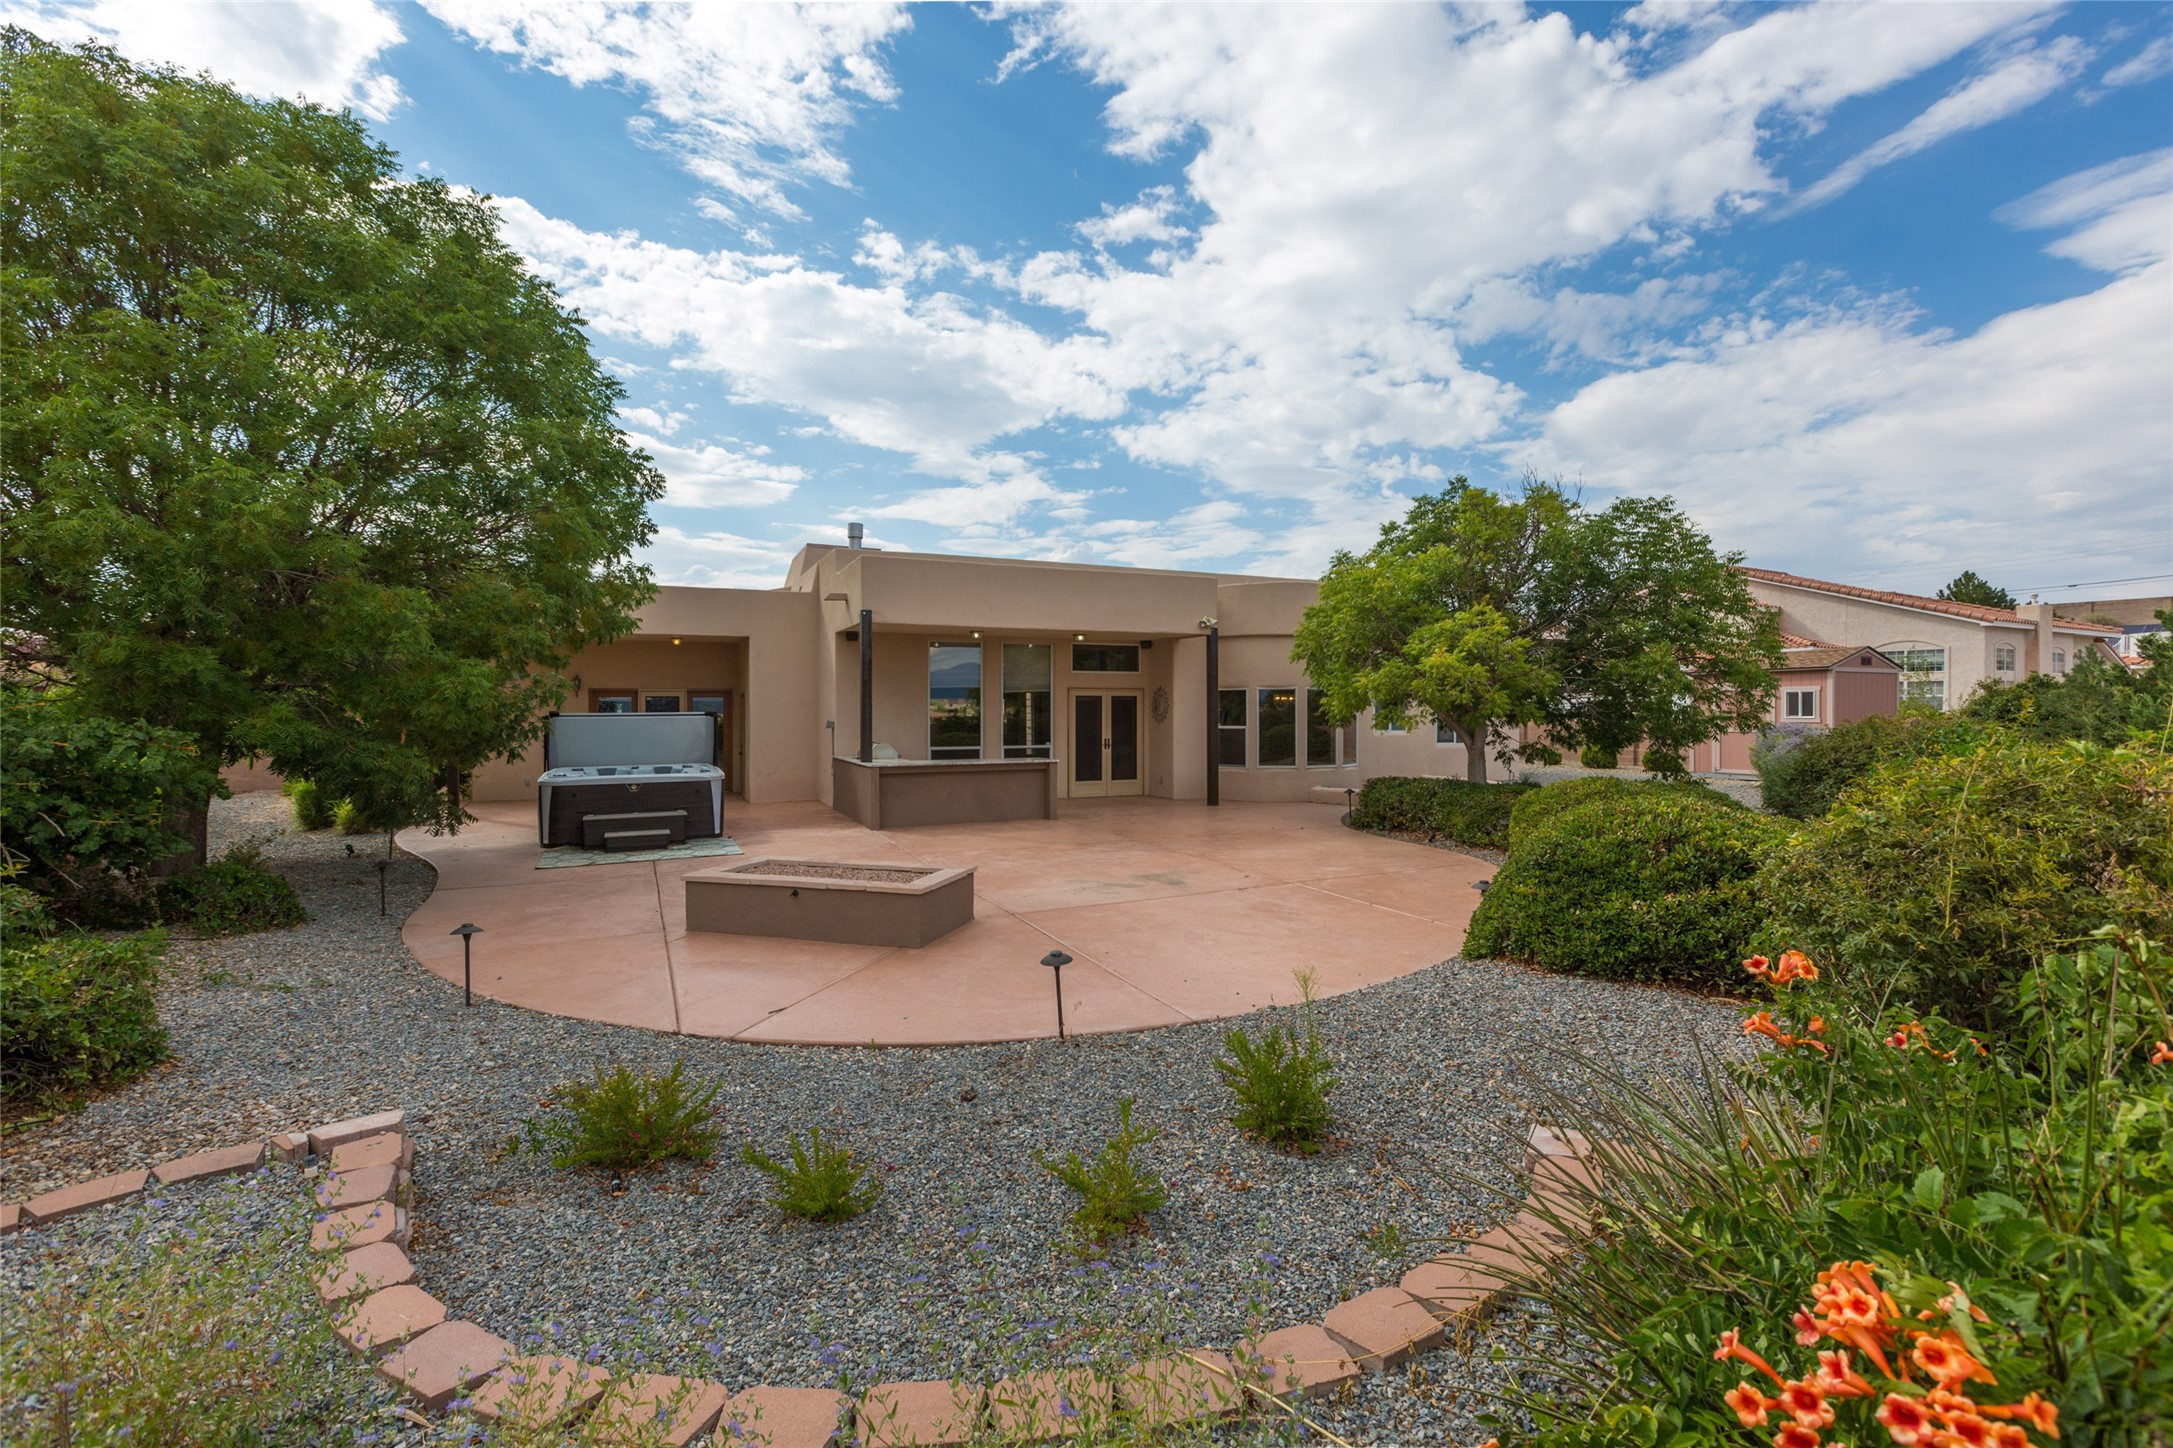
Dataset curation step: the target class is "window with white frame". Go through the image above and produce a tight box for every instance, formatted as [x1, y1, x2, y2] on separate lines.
[1900, 677, 1946, 709]
[1994, 644, 2016, 673]
[1783, 688, 1820, 721]
[2052, 649, 2066, 674]
[1435, 720, 1461, 744]
[1887, 644, 1948, 711]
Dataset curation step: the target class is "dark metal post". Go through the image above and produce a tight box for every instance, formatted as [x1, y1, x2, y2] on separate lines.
[452, 923, 483, 1007]
[1205, 626, 1220, 807]
[375, 859, 390, 916]
[1040, 950, 1072, 1040]
[858, 608, 874, 764]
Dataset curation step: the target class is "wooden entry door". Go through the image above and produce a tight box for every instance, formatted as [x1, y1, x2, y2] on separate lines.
[1070, 690, 1144, 797]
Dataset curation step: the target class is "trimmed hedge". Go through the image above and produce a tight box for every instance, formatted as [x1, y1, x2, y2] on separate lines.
[1750, 712, 1986, 820]
[1, 892, 168, 1104]
[1760, 735, 2172, 1031]
[154, 847, 305, 936]
[1505, 774, 1741, 850]
[1465, 788, 1788, 990]
[1352, 776, 1538, 850]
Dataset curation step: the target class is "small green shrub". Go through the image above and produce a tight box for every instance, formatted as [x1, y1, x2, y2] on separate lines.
[524, 1060, 721, 1171]
[1505, 773, 1740, 850]
[1, 923, 168, 1104]
[1750, 711, 1986, 820]
[1214, 969, 1335, 1153]
[282, 778, 336, 831]
[1039, 1098, 1169, 1244]
[1467, 789, 1785, 989]
[742, 1126, 884, 1221]
[330, 799, 368, 835]
[153, 848, 305, 935]
[1351, 776, 1537, 849]
[1577, 745, 1619, 770]
[1761, 736, 2172, 1030]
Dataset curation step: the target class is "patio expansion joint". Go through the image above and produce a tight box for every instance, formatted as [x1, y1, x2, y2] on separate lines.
[652, 863, 684, 1036]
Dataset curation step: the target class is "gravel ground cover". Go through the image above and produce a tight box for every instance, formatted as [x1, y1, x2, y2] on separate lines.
[1, 792, 1747, 1445]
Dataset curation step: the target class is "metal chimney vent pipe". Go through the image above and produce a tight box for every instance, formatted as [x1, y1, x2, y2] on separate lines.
[847, 521, 864, 549]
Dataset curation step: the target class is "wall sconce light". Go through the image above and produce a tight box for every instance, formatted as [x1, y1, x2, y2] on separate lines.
[1074, 633, 1086, 642]
[971, 630, 981, 639]
[672, 637, 682, 646]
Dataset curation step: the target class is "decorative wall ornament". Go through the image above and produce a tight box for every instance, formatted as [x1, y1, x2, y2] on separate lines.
[1151, 686, 1171, 723]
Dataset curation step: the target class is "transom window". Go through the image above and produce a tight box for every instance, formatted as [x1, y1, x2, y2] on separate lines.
[928, 643, 983, 759]
[1783, 688, 1820, 721]
[1071, 644, 1140, 672]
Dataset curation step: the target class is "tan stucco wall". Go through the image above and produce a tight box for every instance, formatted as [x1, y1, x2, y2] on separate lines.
[1747, 581, 2025, 709]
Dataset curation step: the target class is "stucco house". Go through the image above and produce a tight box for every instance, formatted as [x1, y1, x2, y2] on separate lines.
[1737, 567, 2125, 711]
[462, 537, 1517, 821]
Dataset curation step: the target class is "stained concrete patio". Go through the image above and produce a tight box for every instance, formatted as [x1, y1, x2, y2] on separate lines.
[398, 798, 1492, 1045]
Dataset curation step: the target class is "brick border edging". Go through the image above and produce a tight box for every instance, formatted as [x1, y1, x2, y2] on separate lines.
[4, 1114, 1603, 1446]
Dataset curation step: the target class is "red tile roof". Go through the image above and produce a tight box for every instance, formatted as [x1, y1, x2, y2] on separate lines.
[1778, 631, 1838, 650]
[1739, 567, 2122, 633]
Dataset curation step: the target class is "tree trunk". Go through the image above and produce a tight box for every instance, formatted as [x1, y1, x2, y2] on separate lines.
[145, 789, 212, 875]
[1463, 721, 1490, 784]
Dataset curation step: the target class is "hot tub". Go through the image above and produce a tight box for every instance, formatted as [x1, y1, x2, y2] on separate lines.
[535, 712, 725, 848]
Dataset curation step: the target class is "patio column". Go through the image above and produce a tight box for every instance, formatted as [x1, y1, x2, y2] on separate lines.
[1205, 624, 1219, 807]
[858, 608, 874, 764]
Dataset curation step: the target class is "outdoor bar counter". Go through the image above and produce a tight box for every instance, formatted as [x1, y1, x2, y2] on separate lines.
[831, 756, 1060, 829]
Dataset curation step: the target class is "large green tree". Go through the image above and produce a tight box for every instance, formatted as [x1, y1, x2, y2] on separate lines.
[1293, 478, 1781, 782]
[1, 33, 664, 858]
[1936, 569, 2018, 610]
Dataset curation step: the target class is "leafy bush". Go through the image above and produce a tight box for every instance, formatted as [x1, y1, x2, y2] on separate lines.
[1, 919, 167, 1104]
[1750, 711, 1986, 821]
[1506, 774, 1742, 850]
[523, 1060, 721, 1170]
[0, 1174, 386, 1445]
[742, 1126, 884, 1221]
[1761, 738, 2171, 1031]
[1500, 934, 2171, 1448]
[152, 847, 305, 935]
[1960, 648, 2172, 748]
[281, 778, 336, 831]
[1215, 969, 1336, 1153]
[1577, 745, 1619, 770]
[0, 683, 222, 901]
[1039, 1098, 1169, 1244]
[1351, 775, 1538, 849]
[1466, 788, 1785, 989]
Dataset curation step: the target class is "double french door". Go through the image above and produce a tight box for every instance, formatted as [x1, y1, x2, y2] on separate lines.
[1070, 690, 1144, 797]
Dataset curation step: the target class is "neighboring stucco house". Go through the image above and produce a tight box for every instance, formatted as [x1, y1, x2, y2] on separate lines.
[1738, 567, 2125, 710]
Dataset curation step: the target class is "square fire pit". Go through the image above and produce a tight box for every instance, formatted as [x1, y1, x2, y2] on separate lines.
[683, 858, 975, 948]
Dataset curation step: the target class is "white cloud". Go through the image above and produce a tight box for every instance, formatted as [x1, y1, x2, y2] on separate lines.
[1791, 38, 2089, 211]
[1519, 262, 2173, 584]
[1076, 186, 1187, 249]
[641, 525, 799, 589]
[1998, 149, 2173, 274]
[419, 1, 909, 218]
[626, 431, 803, 509]
[2, 0, 405, 117]
[2103, 34, 2173, 88]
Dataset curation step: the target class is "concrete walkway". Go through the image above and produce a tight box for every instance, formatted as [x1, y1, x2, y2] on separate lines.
[398, 798, 1491, 1045]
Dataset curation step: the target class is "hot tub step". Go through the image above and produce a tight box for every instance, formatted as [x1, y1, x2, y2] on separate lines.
[581, 810, 689, 851]
[601, 828, 674, 852]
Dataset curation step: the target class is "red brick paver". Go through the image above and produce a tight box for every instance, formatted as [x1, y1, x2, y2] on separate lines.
[0, 1203, 23, 1235]
[309, 1109, 406, 1157]
[269, 1131, 311, 1163]
[855, 1380, 986, 1447]
[315, 1242, 416, 1303]
[467, 1354, 609, 1425]
[1234, 1324, 1361, 1401]
[376, 1320, 514, 1410]
[311, 1201, 408, 1252]
[151, 1141, 266, 1186]
[590, 1373, 731, 1446]
[23, 1169, 149, 1225]
[1321, 1288, 1445, 1370]
[986, 1369, 1113, 1441]
[337, 1284, 447, 1356]
[1117, 1351, 1242, 1429]
[330, 1131, 413, 1174]
[718, 1385, 852, 1448]
[316, 1162, 404, 1210]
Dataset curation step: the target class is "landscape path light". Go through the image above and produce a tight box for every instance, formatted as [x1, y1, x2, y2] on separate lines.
[1344, 786, 1356, 823]
[375, 858, 390, 916]
[451, 922, 483, 1007]
[1039, 949, 1072, 1041]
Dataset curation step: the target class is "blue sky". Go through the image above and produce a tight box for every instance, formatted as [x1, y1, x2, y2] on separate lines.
[12, 2, 2172, 605]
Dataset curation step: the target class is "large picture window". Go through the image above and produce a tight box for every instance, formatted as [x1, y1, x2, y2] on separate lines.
[1258, 687, 1298, 767]
[928, 643, 983, 759]
[1072, 643, 1140, 672]
[1304, 689, 1333, 767]
[1001, 643, 1052, 759]
[1217, 689, 1248, 766]
[1886, 646, 1946, 674]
